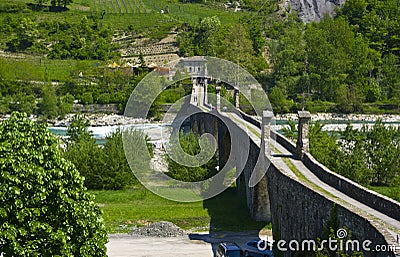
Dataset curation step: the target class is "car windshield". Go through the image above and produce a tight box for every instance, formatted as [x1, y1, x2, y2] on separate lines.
[226, 250, 241, 257]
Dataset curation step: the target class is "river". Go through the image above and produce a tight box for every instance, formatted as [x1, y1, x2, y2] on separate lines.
[48, 119, 400, 145]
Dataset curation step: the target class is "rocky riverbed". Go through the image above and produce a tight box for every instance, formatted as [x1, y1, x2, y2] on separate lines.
[275, 113, 400, 123]
[1, 113, 399, 127]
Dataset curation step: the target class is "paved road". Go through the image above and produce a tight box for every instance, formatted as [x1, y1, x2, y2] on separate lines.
[107, 234, 213, 257]
[107, 232, 270, 257]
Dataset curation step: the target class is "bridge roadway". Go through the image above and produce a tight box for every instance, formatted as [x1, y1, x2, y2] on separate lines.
[219, 110, 400, 251]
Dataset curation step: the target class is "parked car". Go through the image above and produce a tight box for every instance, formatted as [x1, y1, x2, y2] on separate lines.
[243, 240, 274, 257]
[216, 242, 243, 257]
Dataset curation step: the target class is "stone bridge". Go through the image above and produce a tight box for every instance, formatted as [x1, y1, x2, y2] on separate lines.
[171, 57, 400, 257]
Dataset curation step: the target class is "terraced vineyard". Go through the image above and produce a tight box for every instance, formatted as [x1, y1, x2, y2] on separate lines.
[93, 0, 148, 13]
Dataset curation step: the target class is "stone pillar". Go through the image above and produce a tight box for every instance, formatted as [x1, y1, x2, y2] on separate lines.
[216, 86, 221, 111]
[192, 78, 198, 105]
[204, 78, 208, 105]
[262, 111, 274, 157]
[234, 89, 240, 109]
[296, 111, 311, 160]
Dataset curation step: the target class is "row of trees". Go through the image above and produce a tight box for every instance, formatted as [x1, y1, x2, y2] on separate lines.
[177, 16, 268, 75]
[306, 121, 400, 199]
[265, 0, 400, 113]
[283, 119, 399, 199]
[36, 0, 73, 8]
[62, 115, 154, 190]
[63, 116, 218, 189]
[0, 80, 74, 118]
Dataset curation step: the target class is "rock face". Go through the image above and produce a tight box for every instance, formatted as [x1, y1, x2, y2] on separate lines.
[288, 0, 346, 22]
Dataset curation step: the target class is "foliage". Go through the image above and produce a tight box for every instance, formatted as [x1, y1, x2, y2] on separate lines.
[267, 5, 400, 113]
[167, 131, 217, 182]
[66, 114, 92, 142]
[316, 227, 363, 257]
[315, 204, 363, 257]
[281, 119, 297, 140]
[39, 84, 58, 119]
[0, 112, 107, 256]
[308, 119, 399, 188]
[49, 17, 118, 60]
[338, 121, 400, 186]
[64, 115, 146, 189]
[309, 121, 341, 172]
[6, 18, 39, 52]
[58, 93, 74, 118]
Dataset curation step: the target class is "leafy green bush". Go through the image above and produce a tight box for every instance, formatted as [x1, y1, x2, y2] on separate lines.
[0, 112, 107, 256]
[168, 131, 217, 182]
[64, 115, 143, 190]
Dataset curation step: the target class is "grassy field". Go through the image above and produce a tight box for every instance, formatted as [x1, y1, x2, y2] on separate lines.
[91, 186, 271, 233]
[0, 57, 104, 82]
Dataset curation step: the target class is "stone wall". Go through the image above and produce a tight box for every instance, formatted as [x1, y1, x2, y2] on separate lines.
[303, 153, 400, 221]
[72, 104, 119, 114]
[272, 129, 400, 222]
[267, 163, 395, 257]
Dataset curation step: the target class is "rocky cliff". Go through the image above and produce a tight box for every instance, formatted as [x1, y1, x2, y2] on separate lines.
[288, 0, 346, 22]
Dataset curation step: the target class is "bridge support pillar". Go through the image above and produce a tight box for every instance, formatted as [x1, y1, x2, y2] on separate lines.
[296, 111, 311, 160]
[216, 86, 221, 111]
[234, 89, 240, 109]
[262, 111, 274, 157]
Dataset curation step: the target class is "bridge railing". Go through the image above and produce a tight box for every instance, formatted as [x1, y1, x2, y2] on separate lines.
[237, 110, 400, 222]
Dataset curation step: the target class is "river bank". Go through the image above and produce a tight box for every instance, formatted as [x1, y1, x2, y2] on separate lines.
[275, 113, 400, 123]
[1, 112, 399, 127]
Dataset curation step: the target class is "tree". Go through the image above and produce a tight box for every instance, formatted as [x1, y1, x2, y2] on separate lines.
[167, 131, 217, 182]
[64, 116, 143, 190]
[220, 24, 267, 75]
[39, 84, 58, 119]
[309, 122, 341, 170]
[6, 18, 39, 52]
[9, 93, 36, 116]
[101, 128, 138, 189]
[64, 115, 106, 189]
[66, 114, 92, 142]
[58, 93, 74, 118]
[197, 16, 221, 56]
[0, 112, 107, 256]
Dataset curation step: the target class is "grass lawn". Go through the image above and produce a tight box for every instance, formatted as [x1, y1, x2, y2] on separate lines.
[369, 186, 400, 202]
[91, 186, 270, 233]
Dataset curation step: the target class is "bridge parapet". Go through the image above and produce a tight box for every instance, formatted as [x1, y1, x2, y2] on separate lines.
[267, 161, 398, 257]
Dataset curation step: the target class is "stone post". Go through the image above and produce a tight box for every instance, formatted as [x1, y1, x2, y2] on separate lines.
[216, 86, 221, 111]
[204, 78, 208, 105]
[262, 111, 274, 157]
[192, 78, 198, 105]
[296, 111, 311, 160]
[234, 89, 240, 109]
